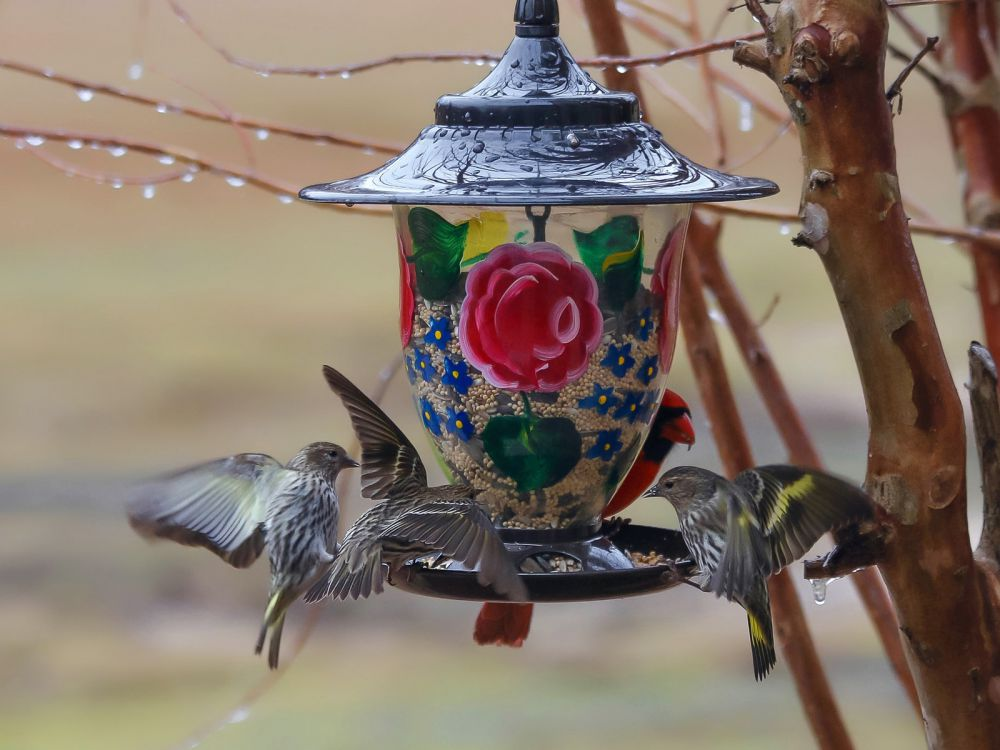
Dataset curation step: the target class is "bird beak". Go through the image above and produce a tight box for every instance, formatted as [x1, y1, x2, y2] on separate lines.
[641, 486, 660, 499]
[346, 458, 360, 469]
[661, 411, 696, 447]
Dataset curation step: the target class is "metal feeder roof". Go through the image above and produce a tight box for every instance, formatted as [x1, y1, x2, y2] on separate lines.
[299, 0, 778, 207]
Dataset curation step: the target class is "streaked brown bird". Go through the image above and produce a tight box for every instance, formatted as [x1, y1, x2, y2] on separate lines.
[473, 388, 696, 649]
[305, 366, 527, 603]
[643, 465, 874, 680]
[127, 442, 357, 669]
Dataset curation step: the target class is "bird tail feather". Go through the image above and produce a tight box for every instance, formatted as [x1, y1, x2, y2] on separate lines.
[474, 603, 534, 647]
[742, 582, 776, 682]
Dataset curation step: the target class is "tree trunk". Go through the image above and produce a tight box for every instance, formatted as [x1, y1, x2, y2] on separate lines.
[734, 1, 1000, 746]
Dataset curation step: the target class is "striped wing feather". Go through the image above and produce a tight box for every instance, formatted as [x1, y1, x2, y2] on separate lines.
[127, 453, 286, 568]
[735, 465, 874, 576]
[382, 501, 527, 601]
[710, 491, 769, 601]
[323, 365, 427, 499]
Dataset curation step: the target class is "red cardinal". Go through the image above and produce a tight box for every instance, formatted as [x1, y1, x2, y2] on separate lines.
[473, 389, 696, 648]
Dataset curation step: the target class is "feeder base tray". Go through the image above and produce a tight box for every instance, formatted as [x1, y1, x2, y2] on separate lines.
[390, 521, 696, 603]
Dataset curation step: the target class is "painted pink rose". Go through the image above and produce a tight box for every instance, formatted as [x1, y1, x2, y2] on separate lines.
[398, 235, 416, 347]
[459, 242, 603, 392]
[651, 221, 688, 374]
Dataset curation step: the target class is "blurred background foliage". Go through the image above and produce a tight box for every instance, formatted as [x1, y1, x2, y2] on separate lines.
[0, 1, 979, 748]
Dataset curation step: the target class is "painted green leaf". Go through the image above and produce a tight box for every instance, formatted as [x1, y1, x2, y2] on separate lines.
[573, 216, 644, 310]
[408, 207, 469, 300]
[482, 413, 582, 493]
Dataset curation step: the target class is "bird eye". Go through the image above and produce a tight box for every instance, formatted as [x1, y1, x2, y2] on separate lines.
[664, 481, 674, 490]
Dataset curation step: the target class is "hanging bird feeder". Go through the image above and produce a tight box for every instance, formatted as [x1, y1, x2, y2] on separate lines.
[300, 0, 777, 603]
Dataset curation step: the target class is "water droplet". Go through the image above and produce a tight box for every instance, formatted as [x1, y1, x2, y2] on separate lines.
[67, 139, 84, 150]
[181, 171, 196, 184]
[158, 154, 176, 165]
[256, 71, 270, 78]
[14, 139, 26, 150]
[616, 65, 629, 74]
[565, 133, 581, 149]
[739, 99, 754, 133]
[278, 194, 294, 204]
[340, 71, 351, 79]
[811, 578, 828, 605]
[155, 103, 174, 114]
[225, 175, 246, 188]
[255, 128, 270, 141]
[488, 60, 498, 68]
[472, 142, 485, 154]
[127, 61, 144, 80]
[779, 223, 791, 236]
[76, 88, 95, 102]
[228, 707, 251, 724]
[708, 308, 725, 324]
[25, 135, 45, 147]
[142, 184, 156, 199]
[111, 178, 124, 189]
[109, 145, 128, 158]
[362, 146, 376, 156]
[474, 59, 486, 67]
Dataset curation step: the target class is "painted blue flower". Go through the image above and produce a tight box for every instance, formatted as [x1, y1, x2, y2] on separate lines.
[636, 355, 658, 386]
[635, 307, 653, 342]
[613, 391, 645, 423]
[587, 429, 623, 461]
[414, 349, 434, 382]
[578, 383, 620, 415]
[446, 407, 475, 441]
[423, 317, 452, 351]
[602, 343, 635, 377]
[405, 355, 418, 384]
[419, 398, 442, 436]
[441, 357, 474, 395]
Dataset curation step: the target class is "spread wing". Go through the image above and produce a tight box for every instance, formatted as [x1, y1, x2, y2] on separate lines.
[382, 501, 528, 601]
[735, 465, 874, 575]
[710, 487, 769, 601]
[323, 365, 427, 499]
[127, 453, 287, 568]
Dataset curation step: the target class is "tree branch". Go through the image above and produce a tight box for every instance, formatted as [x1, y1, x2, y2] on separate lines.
[971, 342, 1000, 568]
[696, 211, 920, 715]
[738, 2, 999, 745]
[682, 220, 855, 750]
[0, 59, 402, 155]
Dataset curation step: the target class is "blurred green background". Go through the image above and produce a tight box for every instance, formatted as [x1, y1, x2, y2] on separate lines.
[0, 1, 981, 748]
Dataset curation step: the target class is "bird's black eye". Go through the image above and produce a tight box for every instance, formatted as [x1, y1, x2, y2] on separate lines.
[328, 451, 338, 459]
[664, 481, 674, 490]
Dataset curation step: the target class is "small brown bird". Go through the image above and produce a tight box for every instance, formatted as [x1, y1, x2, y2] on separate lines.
[643, 465, 873, 680]
[305, 366, 526, 603]
[127, 442, 357, 669]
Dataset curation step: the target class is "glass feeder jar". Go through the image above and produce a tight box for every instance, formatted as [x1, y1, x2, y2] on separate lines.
[301, 0, 777, 598]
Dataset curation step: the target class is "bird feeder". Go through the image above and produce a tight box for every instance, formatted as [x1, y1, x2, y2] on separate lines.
[301, 0, 777, 602]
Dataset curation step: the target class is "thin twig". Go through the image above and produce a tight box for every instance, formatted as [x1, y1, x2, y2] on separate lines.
[887, 36, 940, 112]
[621, 0, 692, 34]
[687, 0, 728, 166]
[704, 202, 1000, 249]
[167, 0, 762, 77]
[888, 43, 946, 92]
[618, 6, 787, 123]
[0, 59, 402, 154]
[890, 8, 943, 62]
[0, 123, 389, 214]
[723, 117, 793, 171]
[639, 69, 713, 135]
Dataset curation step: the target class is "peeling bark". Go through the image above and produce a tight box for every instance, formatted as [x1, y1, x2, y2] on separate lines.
[735, 1, 1000, 746]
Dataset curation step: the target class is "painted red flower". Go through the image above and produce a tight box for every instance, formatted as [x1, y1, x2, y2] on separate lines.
[398, 235, 416, 347]
[651, 221, 688, 374]
[460, 243, 603, 392]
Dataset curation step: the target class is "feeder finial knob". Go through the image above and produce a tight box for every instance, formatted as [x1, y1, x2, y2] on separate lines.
[514, 0, 559, 37]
